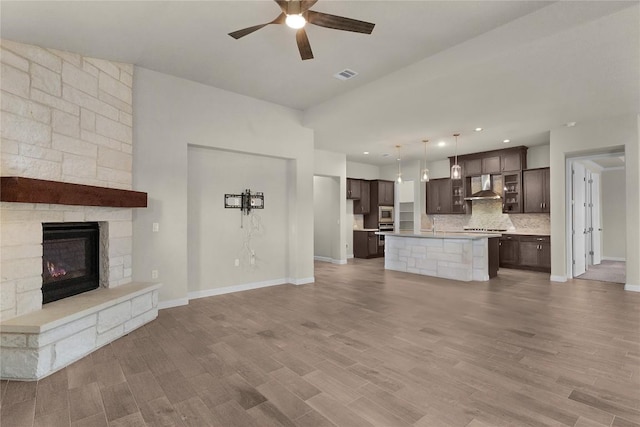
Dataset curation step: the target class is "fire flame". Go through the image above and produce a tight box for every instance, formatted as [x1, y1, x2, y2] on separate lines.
[47, 261, 66, 278]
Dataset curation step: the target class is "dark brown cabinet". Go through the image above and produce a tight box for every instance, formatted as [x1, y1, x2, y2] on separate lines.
[501, 150, 524, 172]
[450, 146, 527, 177]
[426, 178, 452, 214]
[523, 168, 550, 213]
[502, 172, 522, 213]
[499, 235, 519, 265]
[376, 180, 394, 206]
[482, 156, 501, 174]
[346, 178, 361, 200]
[518, 236, 551, 270]
[499, 234, 550, 272]
[353, 230, 379, 258]
[353, 180, 370, 214]
[463, 159, 482, 176]
[364, 180, 395, 229]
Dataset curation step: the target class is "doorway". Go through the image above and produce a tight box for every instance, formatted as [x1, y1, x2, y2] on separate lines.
[568, 152, 626, 283]
[313, 175, 343, 264]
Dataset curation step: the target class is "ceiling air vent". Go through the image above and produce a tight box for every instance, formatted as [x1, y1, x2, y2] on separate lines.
[333, 69, 358, 81]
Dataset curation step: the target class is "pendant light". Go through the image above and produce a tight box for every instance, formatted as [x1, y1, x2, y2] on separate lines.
[450, 133, 461, 180]
[395, 145, 402, 183]
[421, 139, 430, 182]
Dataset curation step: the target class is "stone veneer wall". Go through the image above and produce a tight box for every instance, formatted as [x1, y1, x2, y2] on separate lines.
[0, 39, 134, 321]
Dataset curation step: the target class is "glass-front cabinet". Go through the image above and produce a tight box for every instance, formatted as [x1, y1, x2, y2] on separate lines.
[502, 172, 522, 213]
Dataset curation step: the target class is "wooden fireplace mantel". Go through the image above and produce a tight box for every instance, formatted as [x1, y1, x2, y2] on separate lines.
[0, 177, 147, 208]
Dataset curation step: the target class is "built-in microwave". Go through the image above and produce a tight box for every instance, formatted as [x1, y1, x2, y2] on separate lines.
[379, 206, 394, 224]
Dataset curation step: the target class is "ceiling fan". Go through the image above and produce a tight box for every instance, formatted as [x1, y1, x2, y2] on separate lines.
[228, 0, 375, 60]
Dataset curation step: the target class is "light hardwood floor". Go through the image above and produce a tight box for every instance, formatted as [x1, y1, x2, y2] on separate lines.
[2, 259, 639, 427]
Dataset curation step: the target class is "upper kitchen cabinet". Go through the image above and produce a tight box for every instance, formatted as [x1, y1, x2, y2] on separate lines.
[450, 146, 527, 177]
[482, 156, 501, 174]
[502, 171, 522, 213]
[353, 180, 370, 214]
[523, 167, 550, 213]
[463, 159, 482, 176]
[374, 180, 394, 206]
[346, 178, 362, 199]
[501, 148, 527, 172]
[426, 178, 452, 214]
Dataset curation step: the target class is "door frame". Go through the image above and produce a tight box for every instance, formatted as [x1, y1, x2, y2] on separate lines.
[566, 151, 625, 278]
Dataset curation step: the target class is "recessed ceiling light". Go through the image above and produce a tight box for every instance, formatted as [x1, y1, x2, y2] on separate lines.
[565, 121, 577, 127]
[438, 141, 446, 147]
[363, 151, 369, 155]
[474, 127, 483, 132]
[503, 139, 510, 143]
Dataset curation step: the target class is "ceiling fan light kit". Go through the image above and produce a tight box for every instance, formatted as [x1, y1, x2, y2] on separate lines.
[228, 0, 375, 60]
[285, 14, 306, 29]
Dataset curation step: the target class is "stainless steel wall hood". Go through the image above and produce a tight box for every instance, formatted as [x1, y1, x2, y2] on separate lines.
[464, 174, 501, 201]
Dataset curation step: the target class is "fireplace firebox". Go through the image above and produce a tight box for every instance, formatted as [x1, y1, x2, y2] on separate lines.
[42, 222, 100, 304]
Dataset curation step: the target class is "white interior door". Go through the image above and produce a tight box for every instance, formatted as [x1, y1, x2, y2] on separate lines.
[586, 171, 593, 267]
[591, 173, 602, 265]
[572, 163, 587, 276]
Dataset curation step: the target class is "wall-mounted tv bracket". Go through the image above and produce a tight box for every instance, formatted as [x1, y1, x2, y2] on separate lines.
[225, 189, 264, 215]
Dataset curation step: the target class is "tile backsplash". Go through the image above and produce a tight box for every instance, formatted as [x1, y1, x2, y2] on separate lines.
[421, 199, 550, 234]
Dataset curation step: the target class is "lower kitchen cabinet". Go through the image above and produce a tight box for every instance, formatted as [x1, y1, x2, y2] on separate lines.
[499, 235, 519, 265]
[499, 234, 550, 273]
[354, 230, 381, 259]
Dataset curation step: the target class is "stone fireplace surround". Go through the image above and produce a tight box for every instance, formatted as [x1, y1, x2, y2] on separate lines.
[0, 39, 159, 380]
[0, 199, 160, 380]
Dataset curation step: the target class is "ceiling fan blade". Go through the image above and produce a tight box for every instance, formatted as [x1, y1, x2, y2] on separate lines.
[296, 28, 314, 60]
[228, 13, 285, 39]
[274, 0, 318, 14]
[307, 10, 375, 34]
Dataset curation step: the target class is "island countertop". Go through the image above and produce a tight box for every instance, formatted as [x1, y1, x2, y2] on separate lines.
[377, 231, 502, 240]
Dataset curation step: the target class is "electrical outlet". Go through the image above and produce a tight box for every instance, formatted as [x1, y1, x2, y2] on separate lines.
[151, 270, 158, 279]
[234, 259, 240, 267]
[152, 222, 159, 232]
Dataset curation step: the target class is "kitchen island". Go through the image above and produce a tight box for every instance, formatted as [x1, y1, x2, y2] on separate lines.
[379, 231, 500, 282]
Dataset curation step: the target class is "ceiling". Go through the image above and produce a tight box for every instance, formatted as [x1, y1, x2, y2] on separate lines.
[2, 1, 639, 166]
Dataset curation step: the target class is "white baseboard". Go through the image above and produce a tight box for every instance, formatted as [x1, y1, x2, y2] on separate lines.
[188, 278, 287, 301]
[347, 254, 354, 259]
[289, 276, 315, 285]
[314, 256, 348, 265]
[158, 298, 189, 310]
[550, 275, 567, 283]
[602, 256, 626, 262]
[624, 283, 640, 292]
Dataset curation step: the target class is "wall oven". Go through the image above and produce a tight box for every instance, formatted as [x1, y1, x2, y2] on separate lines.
[379, 206, 394, 223]
[378, 223, 394, 247]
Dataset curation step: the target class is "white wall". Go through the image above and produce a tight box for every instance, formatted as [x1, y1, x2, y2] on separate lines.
[601, 169, 627, 260]
[313, 176, 340, 261]
[347, 161, 380, 179]
[187, 146, 289, 293]
[133, 67, 314, 307]
[527, 144, 550, 169]
[549, 114, 639, 290]
[426, 159, 452, 180]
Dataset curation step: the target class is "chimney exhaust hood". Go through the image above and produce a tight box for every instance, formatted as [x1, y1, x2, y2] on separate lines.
[464, 174, 501, 201]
